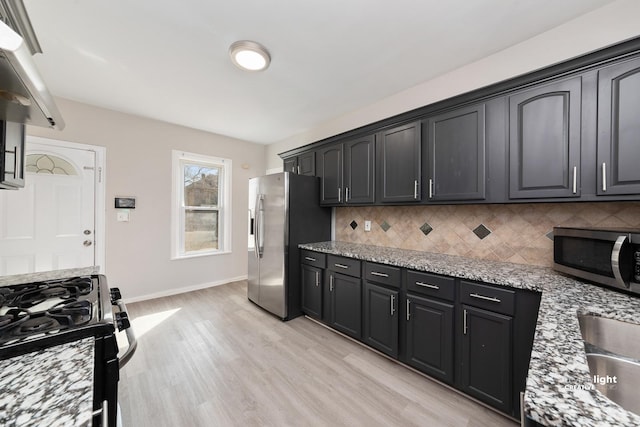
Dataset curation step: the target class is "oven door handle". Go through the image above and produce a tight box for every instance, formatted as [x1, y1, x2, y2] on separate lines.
[612, 235, 630, 289]
[115, 299, 138, 368]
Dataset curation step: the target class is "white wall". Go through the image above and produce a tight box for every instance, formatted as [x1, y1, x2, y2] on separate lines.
[28, 98, 265, 301]
[266, 0, 640, 170]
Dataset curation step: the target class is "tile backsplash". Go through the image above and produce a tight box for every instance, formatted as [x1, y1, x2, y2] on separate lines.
[335, 202, 640, 267]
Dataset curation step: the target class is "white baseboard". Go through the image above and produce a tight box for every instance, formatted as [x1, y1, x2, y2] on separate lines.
[123, 275, 248, 303]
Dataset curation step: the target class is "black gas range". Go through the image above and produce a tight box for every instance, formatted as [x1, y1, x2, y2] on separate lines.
[0, 274, 136, 426]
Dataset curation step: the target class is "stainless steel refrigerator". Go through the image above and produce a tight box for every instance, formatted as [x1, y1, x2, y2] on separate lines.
[248, 172, 331, 320]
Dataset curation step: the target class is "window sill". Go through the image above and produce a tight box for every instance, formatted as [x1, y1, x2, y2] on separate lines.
[171, 250, 231, 261]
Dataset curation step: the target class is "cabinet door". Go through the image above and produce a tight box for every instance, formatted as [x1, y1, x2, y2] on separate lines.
[363, 282, 399, 358]
[597, 57, 640, 195]
[405, 294, 454, 383]
[298, 151, 316, 176]
[509, 77, 582, 199]
[344, 135, 375, 204]
[283, 157, 298, 174]
[318, 145, 343, 205]
[426, 104, 485, 201]
[377, 122, 421, 203]
[0, 121, 25, 189]
[301, 264, 323, 319]
[328, 272, 362, 339]
[460, 305, 512, 413]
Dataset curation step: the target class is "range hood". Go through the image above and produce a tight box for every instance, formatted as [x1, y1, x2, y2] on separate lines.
[0, 19, 64, 129]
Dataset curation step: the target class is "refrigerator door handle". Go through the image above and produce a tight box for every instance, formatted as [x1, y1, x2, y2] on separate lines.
[256, 194, 265, 258]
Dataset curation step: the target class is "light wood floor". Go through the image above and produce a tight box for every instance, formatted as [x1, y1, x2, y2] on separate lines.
[118, 280, 517, 427]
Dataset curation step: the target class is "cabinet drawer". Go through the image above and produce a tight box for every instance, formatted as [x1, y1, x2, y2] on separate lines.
[406, 270, 455, 301]
[301, 250, 326, 268]
[460, 280, 515, 315]
[364, 262, 401, 288]
[327, 255, 361, 277]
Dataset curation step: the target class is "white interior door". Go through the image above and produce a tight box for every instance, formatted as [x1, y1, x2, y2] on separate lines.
[0, 142, 96, 275]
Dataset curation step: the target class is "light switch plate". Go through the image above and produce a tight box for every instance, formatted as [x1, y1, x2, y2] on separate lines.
[364, 220, 371, 231]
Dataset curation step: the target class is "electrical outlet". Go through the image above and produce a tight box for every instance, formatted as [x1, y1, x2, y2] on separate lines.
[364, 220, 371, 231]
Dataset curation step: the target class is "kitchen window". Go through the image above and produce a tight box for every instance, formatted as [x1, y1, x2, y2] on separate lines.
[171, 150, 232, 259]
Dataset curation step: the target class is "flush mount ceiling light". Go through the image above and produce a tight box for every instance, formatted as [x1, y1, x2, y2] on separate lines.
[229, 40, 271, 72]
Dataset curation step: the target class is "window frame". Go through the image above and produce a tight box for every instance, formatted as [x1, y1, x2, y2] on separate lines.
[171, 150, 232, 259]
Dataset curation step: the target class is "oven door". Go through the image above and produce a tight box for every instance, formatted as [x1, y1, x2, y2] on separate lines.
[553, 228, 635, 290]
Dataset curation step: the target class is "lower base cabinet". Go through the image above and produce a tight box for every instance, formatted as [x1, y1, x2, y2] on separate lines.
[363, 282, 399, 358]
[327, 271, 362, 339]
[300, 250, 540, 420]
[460, 305, 513, 413]
[301, 264, 323, 319]
[404, 294, 454, 384]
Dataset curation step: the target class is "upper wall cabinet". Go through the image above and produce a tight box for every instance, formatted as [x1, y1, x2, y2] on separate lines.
[284, 151, 316, 176]
[318, 145, 343, 205]
[597, 56, 640, 196]
[425, 104, 486, 201]
[317, 135, 375, 206]
[376, 121, 422, 203]
[344, 135, 375, 204]
[508, 77, 582, 199]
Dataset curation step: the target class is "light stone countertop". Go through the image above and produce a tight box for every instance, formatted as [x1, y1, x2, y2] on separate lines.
[0, 338, 95, 427]
[0, 266, 100, 286]
[300, 241, 640, 427]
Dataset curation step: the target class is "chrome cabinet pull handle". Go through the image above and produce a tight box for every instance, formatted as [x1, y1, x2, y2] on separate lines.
[370, 271, 389, 278]
[414, 180, 418, 199]
[415, 281, 439, 290]
[602, 162, 607, 192]
[463, 309, 468, 335]
[334, 263, 349, 269]
[469, 293, 501, 303]
[304, 256, 317, 262]
[297, 165, 300, 174]
[345, 187, 350, 202]
[390, 294, 395, 316]
[315, 271, 319, 287]
[406, 299, 411, 321]
[330, 275, 334, 292]
[338, 187, 342, 202]
[428, 178, 433, 198]
[572, 166, 577, 194]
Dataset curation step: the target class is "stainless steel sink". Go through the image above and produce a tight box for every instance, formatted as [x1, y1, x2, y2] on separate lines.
[578, 314, 640, 415]
[578, 314, 640, 360]
[585, 353, 640, 416]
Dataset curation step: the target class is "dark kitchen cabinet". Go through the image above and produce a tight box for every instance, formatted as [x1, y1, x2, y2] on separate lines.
[597, 56, 640, 196]
[405, 294, 454, 383]
[508, 77, 582, 199]
[425, 104, 486, 201]
[284, 151, 316, 176]
[318, 135, 375, 205]
[301, 264, 323, 319]
[318, 144, 343, 204]
[363, 263, 401, 358]
[363, 282, 399, 358]
[460, 304, 512, 413]
[459, 280, 515, 414]
[326, 271, 362, 339]
[343, 135, 375, 204]
[377, 121, 421, 203]
[0, 121, 25, 189]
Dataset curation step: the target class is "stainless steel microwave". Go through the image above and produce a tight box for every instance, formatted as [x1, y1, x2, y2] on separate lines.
[553, 227, 640, 295]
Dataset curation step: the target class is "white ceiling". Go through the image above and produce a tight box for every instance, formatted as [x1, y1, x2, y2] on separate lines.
[24, 0, 614, 144]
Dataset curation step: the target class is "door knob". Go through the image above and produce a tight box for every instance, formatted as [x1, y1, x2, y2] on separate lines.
[84, 230, 92, 235]
[83, 240, 93, 247]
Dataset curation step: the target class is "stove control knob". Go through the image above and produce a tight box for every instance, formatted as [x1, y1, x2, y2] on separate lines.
[110, 288, 122, 304]
[115, 312, 130, 331]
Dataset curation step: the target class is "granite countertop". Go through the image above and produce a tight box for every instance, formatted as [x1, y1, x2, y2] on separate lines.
[0, 266, 100, 287]
[300, 241, 640, 427]
[0, 338, 95, 427]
